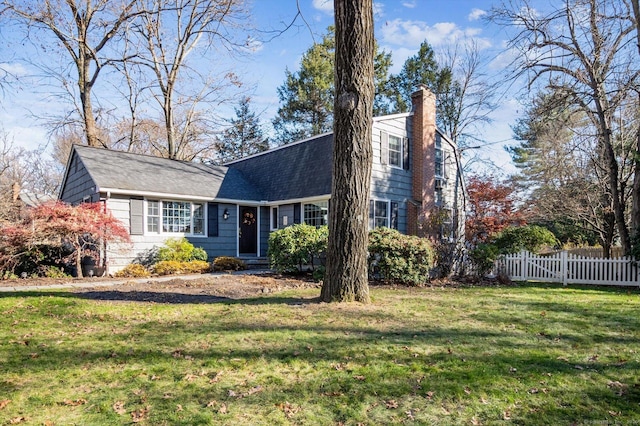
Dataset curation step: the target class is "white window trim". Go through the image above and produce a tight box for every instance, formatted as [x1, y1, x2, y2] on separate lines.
[144, 199, 207, 237]
[371, 198, 391, 229]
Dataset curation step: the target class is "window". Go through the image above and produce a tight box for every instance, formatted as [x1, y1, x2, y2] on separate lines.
[370, 200, 399, 230]
[147, 200, 160, 233]
[435, 179, 443, 205]
[388, 134, 402, 167]
[146, 200, 205, 236]
[435, 147, 443, 177]
[304, 200, 328, 227]
[271, 206, 279, 230]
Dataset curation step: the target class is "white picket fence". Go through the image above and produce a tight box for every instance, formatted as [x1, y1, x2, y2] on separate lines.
[495, 250, 640, 287]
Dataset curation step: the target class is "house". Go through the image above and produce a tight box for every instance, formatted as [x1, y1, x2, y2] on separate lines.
[58, 86, 464, 274]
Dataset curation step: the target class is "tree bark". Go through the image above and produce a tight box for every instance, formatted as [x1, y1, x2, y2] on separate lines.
[320, 0, 374, 303]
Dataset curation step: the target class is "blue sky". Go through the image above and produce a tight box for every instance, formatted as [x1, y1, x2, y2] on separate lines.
[0, 0, 522, 174]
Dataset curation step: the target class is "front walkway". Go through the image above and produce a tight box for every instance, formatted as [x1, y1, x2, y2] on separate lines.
[0, 269, 272, 292]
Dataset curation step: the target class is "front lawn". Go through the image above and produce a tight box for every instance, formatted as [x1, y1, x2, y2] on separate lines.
[0, 282, 638, 425]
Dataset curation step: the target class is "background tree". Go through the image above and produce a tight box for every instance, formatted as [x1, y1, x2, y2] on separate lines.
[508, 89, 635, 257]
[131, 0, 247, 160]
[388, 40, 452, 114]
[215, 97, 268, 163]
[320, 0, 374, 303]
[0, 0, 144, 147]
[492, 0, 639, 254]
[272, 28, 335, 144]
[272, 26, 393, 144]
[465, 175, 525, 245]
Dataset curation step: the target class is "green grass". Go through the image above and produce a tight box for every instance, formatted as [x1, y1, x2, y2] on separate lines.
[0, 283, 639, 425]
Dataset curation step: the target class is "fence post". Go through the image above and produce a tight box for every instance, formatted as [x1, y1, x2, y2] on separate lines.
[561, 250, 568, 286]
[521, 250, 527, 281]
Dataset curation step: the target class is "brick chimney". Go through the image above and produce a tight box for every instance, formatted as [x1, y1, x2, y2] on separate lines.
[407, 85, 437, 237]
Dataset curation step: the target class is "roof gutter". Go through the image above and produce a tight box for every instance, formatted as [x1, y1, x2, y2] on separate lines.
[97, 187, 264, 205]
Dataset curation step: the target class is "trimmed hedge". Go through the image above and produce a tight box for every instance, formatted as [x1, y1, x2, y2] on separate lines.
[157, 238, 208, 262]
[212, 256, 246, 272]
[152, 260, 211, 275]
[114, 264, 151, 278]
[267, 224, 328, 273]
[368, 227, 434, 286]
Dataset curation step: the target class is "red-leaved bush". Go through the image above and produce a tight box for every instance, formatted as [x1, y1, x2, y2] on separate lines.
[0, 201, 130, 277]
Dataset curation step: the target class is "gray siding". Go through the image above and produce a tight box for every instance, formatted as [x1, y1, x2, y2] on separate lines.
[371, 117, 413, 234]
[59, 153, 97, 205]
[259, 206, 270, 257]
[190, 203, 238, 259]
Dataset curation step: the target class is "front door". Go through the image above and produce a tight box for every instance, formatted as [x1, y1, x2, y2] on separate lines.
[239, 206, 258, 256]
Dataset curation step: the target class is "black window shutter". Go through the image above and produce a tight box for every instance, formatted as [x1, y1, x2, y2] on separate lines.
[208, 203, 219, 237]
[381, 131, 389, 165]
[130, 198, 144, 235]
[391, 201, 399, 230]
[293, 203, 301, 224]
[402, 137, 410, 170]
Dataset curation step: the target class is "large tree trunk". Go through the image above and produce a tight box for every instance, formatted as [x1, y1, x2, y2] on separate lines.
[320, 0, 374, 303]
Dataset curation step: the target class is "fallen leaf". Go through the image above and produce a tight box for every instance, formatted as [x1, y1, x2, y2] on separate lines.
[176, 404, 183, 412]
[353, 375, 366, 381]
[503, 411, 511, 420]
[608, 410, 620, 416]
[44, 421, 54, 426]
[184, 374, 198, 382]
[471, 417, 481, 425]
[277, 402, 300, 418]
[228, 390, 237, 398]
[113, 401, 126, 415]
[441, 406, 450, 415]
[246, 386, 263, 396]
[509, 367, 517, 373]
[0, 399, 10, 410]
[9, 416, 27, 424]
[131, 406, 149, 423]
[574, 365, 584, 370]
[426, 391, 435, 400]
[386, 400, 398, 409]
[480, 397, 489, 405]
[464, 387, 472, 395]
[206, 400, 217, 408]
[62, 399, 87, 406]
[218, 403, 227, 414]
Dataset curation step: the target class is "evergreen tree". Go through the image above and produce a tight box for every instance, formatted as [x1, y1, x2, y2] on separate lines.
[272, 27, 393, 144]
[216, 97, 268, 163]
[389, 40, 452, 114]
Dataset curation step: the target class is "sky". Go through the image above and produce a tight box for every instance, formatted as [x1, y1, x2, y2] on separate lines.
[0, 0, 525, 175]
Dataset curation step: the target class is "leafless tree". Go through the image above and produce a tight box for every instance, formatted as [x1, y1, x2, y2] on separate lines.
[321, 0, 374, 303]
[492, 0, 640, 254]
[129, 0, 248, 160]
[1, 0, 146, 147]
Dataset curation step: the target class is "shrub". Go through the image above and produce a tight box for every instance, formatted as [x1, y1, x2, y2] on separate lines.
[157, 238, 208, 262]
[213, 257, 246, 272]
[469, 243, 500, 277]
[152, 260, 211, 275]
[492, 225, 559, 254]
[114, 264, 151, 278]
[368, 227, 434, 286]
[152, 260, 184, 275]
[182, 260, 211, 274]
[268, 224, 328, 273]
[42, 265, 70, 279]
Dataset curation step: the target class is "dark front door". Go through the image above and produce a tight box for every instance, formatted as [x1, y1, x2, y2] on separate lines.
[239, 206, 258, 255]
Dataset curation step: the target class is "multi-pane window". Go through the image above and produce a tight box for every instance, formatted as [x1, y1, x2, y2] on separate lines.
[373, 200, 389, 228]
[435, 147, 443, 177]
[147, 200, 160, 233]
[370, 200, 399, 230]
[304, 200, 328, 227]
[388, 134, 402, 167]
[146, 200, 205, 235]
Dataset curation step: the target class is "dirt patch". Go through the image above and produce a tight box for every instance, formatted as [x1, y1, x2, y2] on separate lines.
[1, 273, 321, 303]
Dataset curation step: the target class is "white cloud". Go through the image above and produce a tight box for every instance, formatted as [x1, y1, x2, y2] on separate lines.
[312, 0, 333, 14]
[380, 19, 488, 48]
[402, 1, 417, 8]
[373, 2, 384, 18]
[468, 8, 487, 21]
[0, 62, 29, 77]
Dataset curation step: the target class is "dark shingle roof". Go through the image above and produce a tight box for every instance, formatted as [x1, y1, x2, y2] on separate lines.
[72, 145, 263, 201]
[227, 133, 333, 201]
